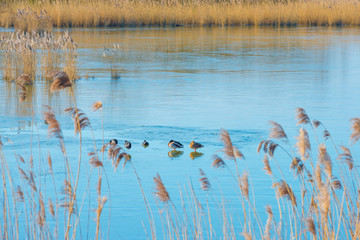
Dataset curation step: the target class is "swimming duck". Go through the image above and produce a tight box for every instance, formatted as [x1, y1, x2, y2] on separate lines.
[124, 141, 132, 149]
[189, 141, 204, 152]
[142, 140, 149, 148]
[110, 139, 118, 145]
[168, 140, 183, 150]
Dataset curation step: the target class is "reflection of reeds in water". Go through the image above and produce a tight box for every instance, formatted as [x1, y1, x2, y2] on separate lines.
[103, 45, 122, 79]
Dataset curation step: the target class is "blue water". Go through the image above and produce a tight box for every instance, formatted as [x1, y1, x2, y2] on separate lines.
[1, 27, 360, 239]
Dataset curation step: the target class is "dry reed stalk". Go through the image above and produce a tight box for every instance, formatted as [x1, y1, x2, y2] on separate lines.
[273, 180, 297, 206]
[263, 155, 272, 175]
[89, 152, 103, 168]
[154, 173, 170, 202]
[350, 118, 360, 144]
[240, 172, 249, 200]
[306, 218, 316, 237]
[318, 144, 332, 178]
[65, 108, 90, 135]
[338, 146, 354, 171]
[296, 128, 311, 161]
[269, 121, 288, 141]
[264, 205, 273, 240]
[91, 101, 103, 112]
[50, 71, 72, 92]
[219, 129, 236, 160]
[43, 105, 63, 140]
[16, 185, 24, 202]
[317, 183, 330, 217]
[296, 108, 310, 125]
[48, 198, 55, 217]
[199, 168, 211, 191]
[211, 155, 225, 168]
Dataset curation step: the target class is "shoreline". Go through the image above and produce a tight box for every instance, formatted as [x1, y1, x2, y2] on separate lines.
[1, 1, 360, 29]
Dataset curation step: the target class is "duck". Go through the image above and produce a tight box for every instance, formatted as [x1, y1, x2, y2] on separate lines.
[124, 140, 132, 149]
[110, 139, 118, 145]
[189, 141, 204, 152]
[142, 140, 149, 148]
[168, 140, 183, 150]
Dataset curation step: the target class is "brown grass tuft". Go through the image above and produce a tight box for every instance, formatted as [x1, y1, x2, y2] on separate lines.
[64, 108, 90, 135]
[211, 154, 226, 168]
[296, 128, 311, 161]
[153, 173, 170, 202]
[296, 108, 310, 125]
[269, 121, 288, 141]
[91, 101, 103, 112]
[273, 180, 297, 206]
[50, 71, 72, 92]
[199, 168, 211, 191]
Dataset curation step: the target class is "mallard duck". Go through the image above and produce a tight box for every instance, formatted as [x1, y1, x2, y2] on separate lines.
[142, 140, 149, 148]
[168, 140, 183, 150]
[110, 139, 118, 145]
[189, 141, 203, 152]
[124, 140, 132, 149]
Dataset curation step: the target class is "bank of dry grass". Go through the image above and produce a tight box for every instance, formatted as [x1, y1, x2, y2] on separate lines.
[1, 0, 360, 28]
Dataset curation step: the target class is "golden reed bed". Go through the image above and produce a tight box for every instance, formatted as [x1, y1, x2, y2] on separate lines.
[1, 0, 360, 28]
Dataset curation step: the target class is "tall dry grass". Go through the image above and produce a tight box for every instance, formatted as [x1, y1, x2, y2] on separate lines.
[1, 0, 360, 27]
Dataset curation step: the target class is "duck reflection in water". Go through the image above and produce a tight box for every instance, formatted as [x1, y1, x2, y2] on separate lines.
[190, 151, 203, 160]
[168, 150, 184, 158]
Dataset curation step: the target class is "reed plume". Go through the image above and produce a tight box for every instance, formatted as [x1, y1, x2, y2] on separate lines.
[263, 155, 272, 175]
[43, 105, 63, 140]
[338, 145, 354, 170]
[240, 172, 249, 199]
[16, 74, 32, 86]
[16, 154, 25, 163]
[37, 192, 46, 227]
[48, 198, 55, 217]
[331, 177, 342, 190]
[50, 71, 72, 92]
[323, 130, 330, 140]
[269, 121, 288, 141]
[153, 173, 170, 202]
[211, 154, 226, 168]
[219, 129, 236, 159]
[65, 108, 90, 135]
[296, 128, 311, 161]
[16, 186, 24, 202]
[97, 177, 102, 196]
[91, 101, 103, 111]
[258, 140, 279, 157]
[61, 180, 75, 213]
[264, 205, 273, 240]
[47, 153, 53, 172]
[318, 144, 332, 178]
[273, 180, 297, 206]
[306, 218, 316, 236]
[313, 119, 322, 128]
[89, 152, 103, 168]
[95, 196, 108, 219]
[290, 157, 304, 176]
[317, 183, 330, 216]
[296, 108, 310, 125]
[199, 168, 211, 191]
[350, 118, 360, 144]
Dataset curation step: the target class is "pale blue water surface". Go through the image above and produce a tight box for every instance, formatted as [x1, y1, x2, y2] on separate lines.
[1, 27, 360, 239]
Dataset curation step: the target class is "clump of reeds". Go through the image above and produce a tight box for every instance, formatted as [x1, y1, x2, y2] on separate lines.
[0, 31, 79, 82]
[14, 8, 52, 33]
[103, 44, 122, 79]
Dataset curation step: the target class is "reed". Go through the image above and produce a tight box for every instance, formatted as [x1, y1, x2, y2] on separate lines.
[1, 0, 360, 27]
